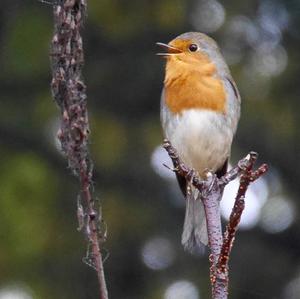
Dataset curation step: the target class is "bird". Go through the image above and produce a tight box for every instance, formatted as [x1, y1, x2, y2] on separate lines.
[157, 32, 241, 253]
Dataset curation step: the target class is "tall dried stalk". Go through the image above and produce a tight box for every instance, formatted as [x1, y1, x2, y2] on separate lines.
[49, 1, 108, 298]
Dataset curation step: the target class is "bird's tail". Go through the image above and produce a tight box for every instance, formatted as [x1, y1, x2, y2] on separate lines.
[181, 187, 208, 253]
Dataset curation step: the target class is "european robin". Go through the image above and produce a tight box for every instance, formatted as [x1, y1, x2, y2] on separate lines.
[157, 32, 241, 253]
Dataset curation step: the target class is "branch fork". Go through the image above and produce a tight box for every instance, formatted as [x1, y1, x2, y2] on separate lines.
[163, 139, 268, 299]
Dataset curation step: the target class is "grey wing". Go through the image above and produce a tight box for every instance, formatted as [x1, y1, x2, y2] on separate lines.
[226, 76, 241, 104]
[160, 87, 167, 134]
[160, 87, 175, 139]
[224, 76, 241, 135]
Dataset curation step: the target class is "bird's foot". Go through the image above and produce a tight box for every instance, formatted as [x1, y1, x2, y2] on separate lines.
[201, 170, 218, 197]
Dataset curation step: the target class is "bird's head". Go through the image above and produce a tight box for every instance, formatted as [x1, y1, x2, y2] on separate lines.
[157, 32, 229, 114]
[157, 32, 220, 69]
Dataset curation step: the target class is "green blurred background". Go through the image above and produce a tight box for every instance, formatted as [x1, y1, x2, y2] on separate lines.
[0, 0, 300, 298]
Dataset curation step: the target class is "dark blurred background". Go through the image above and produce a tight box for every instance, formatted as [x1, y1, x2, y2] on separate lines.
[0, 0, 300, 298]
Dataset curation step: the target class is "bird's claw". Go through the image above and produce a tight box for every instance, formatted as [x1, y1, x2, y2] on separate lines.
[207, 173, 218, 193]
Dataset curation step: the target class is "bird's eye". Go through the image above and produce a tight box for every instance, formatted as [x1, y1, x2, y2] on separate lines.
[189, 44, 198, 52]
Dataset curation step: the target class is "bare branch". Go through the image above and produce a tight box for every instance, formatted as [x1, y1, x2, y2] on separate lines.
[163, 139, 204, 188]
[163, 140, 268, 299]
[214, 157, 268, 297]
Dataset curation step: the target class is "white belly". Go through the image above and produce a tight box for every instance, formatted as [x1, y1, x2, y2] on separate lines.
[162, 109, 233, 178]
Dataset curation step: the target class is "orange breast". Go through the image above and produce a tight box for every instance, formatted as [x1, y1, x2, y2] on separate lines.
[164, 56, 226, 114]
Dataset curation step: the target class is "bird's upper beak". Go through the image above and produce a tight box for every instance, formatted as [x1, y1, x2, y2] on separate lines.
[156, 42, 183, 56]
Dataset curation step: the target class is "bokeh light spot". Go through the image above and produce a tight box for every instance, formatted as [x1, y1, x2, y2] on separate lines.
[164, 280, 199, 299]
[141, 237, 175, 270]
[221, 175, 269, 229]
[151, 145, 176, 181]
[258, 0, 289, 31]
[0, 286, 32, 299]
[284, 270, 300, 299]
[259, 196, 294, 233]
[250, 45, 288, 77]
[222, 15, 259, 64]
[190, 0, 225, 33]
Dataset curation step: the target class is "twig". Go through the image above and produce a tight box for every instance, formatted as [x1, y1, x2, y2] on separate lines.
[163, 139, 204, 188]
[214, 157, 268, 298]
[49, 1, 108, 299]
[163, 139, 268, 299]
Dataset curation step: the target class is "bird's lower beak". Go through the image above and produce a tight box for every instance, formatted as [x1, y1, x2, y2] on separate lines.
[156, 42, 183, 56]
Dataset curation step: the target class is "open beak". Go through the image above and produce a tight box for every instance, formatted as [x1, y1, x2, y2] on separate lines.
[156, 42, 183, 56]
